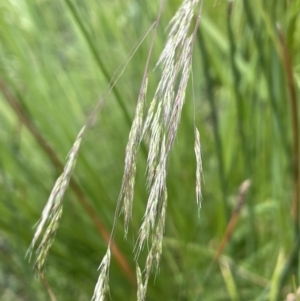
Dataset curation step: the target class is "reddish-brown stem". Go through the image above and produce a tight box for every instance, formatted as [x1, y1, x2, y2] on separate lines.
[214, 180, 251, 262]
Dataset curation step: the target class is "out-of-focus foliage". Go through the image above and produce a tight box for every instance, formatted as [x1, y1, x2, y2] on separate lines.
[0, 0, 299, 300]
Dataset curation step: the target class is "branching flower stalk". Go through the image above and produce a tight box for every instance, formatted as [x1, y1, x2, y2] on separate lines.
[138, 2, 203, 298]
[93, 0, 167, 299]
[117, 0, 167, 235]
[117, 0, 204, 300]
[28, 0, 204, 300]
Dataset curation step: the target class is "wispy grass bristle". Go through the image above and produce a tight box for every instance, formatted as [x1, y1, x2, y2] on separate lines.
[136, 136, 167, 256]
[194, 126, 203, 210]
[91, 248, 111, 301]
[119, 77, 148, 235]
[27, 126, 86, 271]
[136, 265, 145, 301]
[137, 191, 167, 301]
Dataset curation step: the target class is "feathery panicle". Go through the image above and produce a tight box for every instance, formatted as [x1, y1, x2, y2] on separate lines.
[135, 0, 201, 254]
[90, 0, 201, 300]
[136, 136, 167, 256]
[116, 0, 166, 236]
[91, 248, 111, 301]
[166, 36, 193, 151]
[194, 126, 203, 210]
[157, 0, 195, 68]
[131, 0, 202, 297]
[27, 126, 86, 271]
[146, 102, 163, 188]
[34, 205, 63, 272]
[141, 96, 158, 139]
[137, 191, 168, 301]
[145, 190, 167, 274]
[119, 77, 148, 235]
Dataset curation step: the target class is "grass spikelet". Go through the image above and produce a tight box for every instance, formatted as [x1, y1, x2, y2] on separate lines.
[194, 126, 203, 210]
[136, 265, 145, 301]
[145, 102, 163, 188]
[137, 191, 168, 301]
[120, 78, 147, 234]
[27, 126, 86, 271]
[91, 248, 111, 301]
[34, 206, 63, 272]
[136, 136, 167, 256]
[166, 36, 193, 151]
[146, 190, 167, 274]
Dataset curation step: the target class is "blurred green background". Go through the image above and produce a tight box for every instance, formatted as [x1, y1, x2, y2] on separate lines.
[0, 0, 299, 300]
